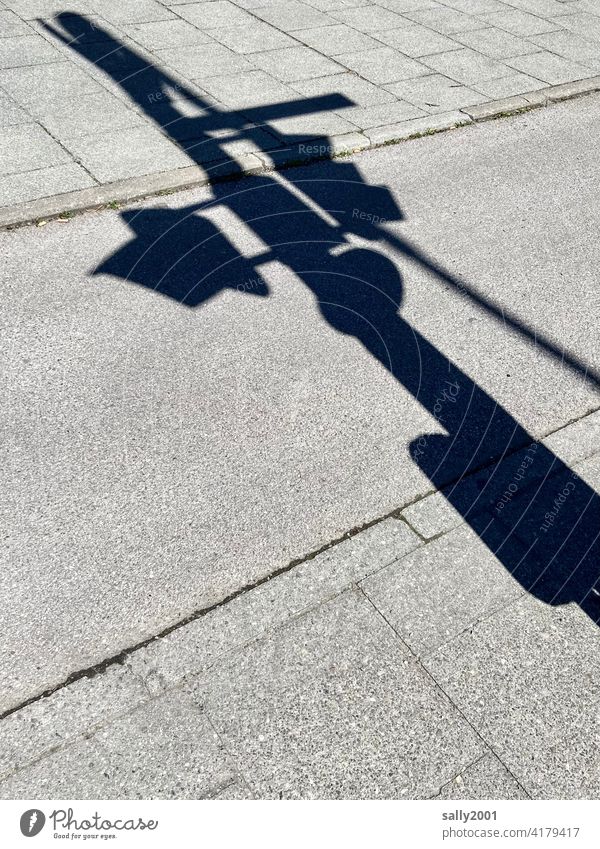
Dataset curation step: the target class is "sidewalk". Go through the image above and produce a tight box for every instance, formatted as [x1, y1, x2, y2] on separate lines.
[1, 408, 599, 799]
[2, 0, 600, 224]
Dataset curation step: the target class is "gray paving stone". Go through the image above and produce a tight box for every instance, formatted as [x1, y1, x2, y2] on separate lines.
[528, 29, 600, 72]
[36, 91, 145, 141]
[124, 19, 215, 50]
[0, 161, 96, 207]
[436, 753, 529, 799]
[342, 98, 425, 128]
[249, 45, 343, 81]
[198, 68, 299, 106]
[0, 665, 147, 781]
[290, 71, 397, 105]
[437, 0, 507, 11]
[401, 489, 465, 538]
[199, 590, 485, 799]
[155, 41, 251, 78]
[422, 47, 512, 85]
[557, 12, 600, 43]
[386, 72, 488, 111]
[64, 125, 192, 182]
[125, 518, 422, 693]
[176, 0, 257, 28]
[3, 0, 93, 17]
[209, 22, 297, 52]
[376, 0, 440, 10]
[213, 781, 255, 799]
[362, 524, 524, 656]
[337, 46, 429, 84]
[424, 594, 600, 798]
[405, 6, 487, 32]
[252, 0, 333, 31]
[454, 25, 539, 58]
[481, 8, 562, 35]
[542, 410, 600, 468]
[0, 62, 102, 111]
[0, 9, 31, 36]
[372, 23, 461, 57]
[0, 688, 237, 799]
[363, 107, 471, 142]
[472, 70, 546, 97]
[91, 0, 175, 25]
[0, 90, 28, 126]
[295, 23, 382, 55]
[463, 95, 530, 118]
[263, 109, 362, 140]
[332, 5, 413, 30]
[0, 123, 70, 177]
[504, 0, 567, 15]
[0, 33, 61, 67]
[507, 50, 591, 84]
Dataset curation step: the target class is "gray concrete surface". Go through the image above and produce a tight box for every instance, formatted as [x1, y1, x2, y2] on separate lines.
[1, 94, 600, 715]
[1, 92, 600, 799]
[1, 0, 600, 216]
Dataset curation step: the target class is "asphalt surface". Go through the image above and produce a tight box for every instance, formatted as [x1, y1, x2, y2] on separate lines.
[1, 93, 599, 712]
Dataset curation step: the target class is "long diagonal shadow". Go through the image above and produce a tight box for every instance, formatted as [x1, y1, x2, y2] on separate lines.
[48, 14, 600, 625]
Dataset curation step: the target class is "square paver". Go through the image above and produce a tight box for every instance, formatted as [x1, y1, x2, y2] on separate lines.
[0, 90, 28, 126]
[372, 23, 461, 57]
[0, 34, 61, 67]
[295, 24, 382, 55]
[0, 62, 102, 111]
[0, 9, 31, 36]
[208, 22, 297, 53]
[424, 594, 600, 798]
[507, 50, 591, 84]
[0, 162, 95, 207]
[528, 29, 600, 72]
[176, 0, 256, 28]
[199, 69, 299, 106]
[264, 109, 359, 140]
[342, 98, 425, 128]
[332, 5, 413, 31]
[0, 689, 237, 799]
[405, 6, 486, 33]
[63, 124, 192, 182]
[422, 47, 511, 84]
[155, 42, 251, 78]
[337, 46, 429, 83]
[124, 19, 215, 50]
[472, 71, 545, 98]
[558, 13, 600, 44]
[249, 45, 343, 81]
[89, 0, 175, 25]
[386, 73, 488, 111]
[454, 26, 539, 58]
[200, 590, 485, 799]
[290, 72, 396, 105]
[36, 91, 144, 142]
[481, 8, 561, 35]
[252, 0, 332, 31]
[0, 123, 70, 176]
[436, 753, 528, 800]
[362, 524, 524, 656]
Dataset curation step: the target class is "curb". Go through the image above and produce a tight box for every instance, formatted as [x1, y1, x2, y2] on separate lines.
[1, 76, 599, 231]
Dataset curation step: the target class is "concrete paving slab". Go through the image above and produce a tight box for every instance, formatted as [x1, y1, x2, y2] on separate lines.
[453, 25, 538, 58]
[543, 410, 600, 468]
[386, 73, 488, 111]
[249, 44, 343, 81]
[331, 5, 413, 30]
[361, 524, 524, 656]
[295, 23, 381, 55]
[422, 47, 513, 85]
[0, 9, 31, 35]
[0, 688, 237, 799]
[0, 124, 70, 177]
[199, 590, 486, 798]
[198, 69, 299, 106]
[507, 50, 592, 84]
[124, 19, 215, 50]
[0, 62, 103, 111]
[372, 23, 460, 57]
[0, 161, 95, 206]
[404, 6, 487, 33]
[0, 90, 28, 127]
[252, 0, 332, 31]
[337, 46, 429, 84]
[472, 71, 546, 98]
[436, 753, 529, 800]
[528, 29, 600, 73]
[424, 595, 600, 797]
[0, 33, 61, 67]
[208, 22, 297, 53]
[481, 8, 562, 35]
[155, 41, 251, 78]
[289, 72, 397, 105]
[342, 99, 426, 129]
